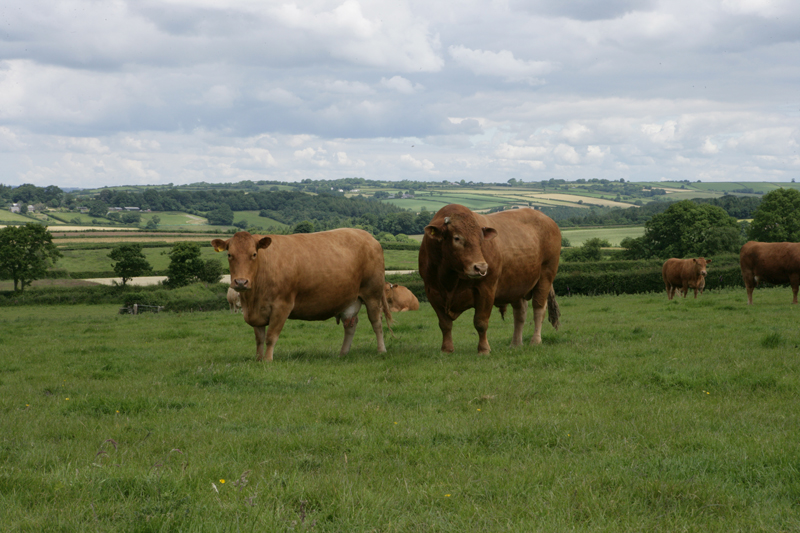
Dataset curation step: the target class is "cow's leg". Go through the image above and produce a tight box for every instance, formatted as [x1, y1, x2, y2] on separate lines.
[258, 307, 290, 362]
[473, 291, 494, 354]
[791, 274, 800, 304]
[340, 316, 359, 356]
[665, 282, 673, 300]
[364, 298, 387, 354]
[254, 326, 267, 361]
[530, 306, 546, 345]
[510, 299, 527, 347]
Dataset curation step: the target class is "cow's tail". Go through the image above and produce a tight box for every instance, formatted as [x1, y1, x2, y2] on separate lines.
[382, 289, 396, 338]
[547, 287, 561, 331]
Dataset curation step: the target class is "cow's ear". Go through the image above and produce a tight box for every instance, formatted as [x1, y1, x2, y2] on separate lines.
[482, 227, 498, 241]
[211, 239, 229, 252]
[257, 236, 272, 250]
[706, 259, 712, 264]
[425, 225, 445, 241]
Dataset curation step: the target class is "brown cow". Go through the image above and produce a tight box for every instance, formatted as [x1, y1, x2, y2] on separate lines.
[662, 257, 711, 300]
[226, 287, 242, 313]
[740, 241, 800, 304]
[418, 204, 561, 354]
[384, 282, 420, 312]
[212, 229, 392, 361]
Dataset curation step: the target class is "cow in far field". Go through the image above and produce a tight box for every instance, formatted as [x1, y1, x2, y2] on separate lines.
[227, 287, 242, 313]
[212, 229, 392, 362]
[384, 282, 420, 312]
[740, 241, 800, 304]
[418, 203, 561, 354]
[662, 257, 711, 300]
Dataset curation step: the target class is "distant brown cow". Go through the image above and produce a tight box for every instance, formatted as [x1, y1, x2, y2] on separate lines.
[226, 287, 242, 313]
[384, 282, 420, 312]
[740, 241, 800, 304]
[212, 230, 392, 362]
[418, 204, 561, 354]
[662, 257, 711, 300]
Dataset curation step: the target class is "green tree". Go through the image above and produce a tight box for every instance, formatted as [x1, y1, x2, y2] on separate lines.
[0, 223, 62, 292]
[164, 242, 205, 288]
[197, 258, 224, 284]
[206, 205, 234, 225]
[748, 188, 800, 242]
[120, 212, 141, 224]
[88, 199, 108, 218]
[293, 220, 314, 234]
[108, 244, 153, 286]
[640, 200, 740, 258]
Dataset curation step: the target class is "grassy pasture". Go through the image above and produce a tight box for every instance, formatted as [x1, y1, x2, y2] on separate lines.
[57, 245, 226, 273]
[561, 226, 645, 246]
[231, 211, 289, 230]
[2, 288, 800, 531]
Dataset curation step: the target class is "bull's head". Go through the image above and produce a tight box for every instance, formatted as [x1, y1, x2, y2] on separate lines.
[425, 214, 497, 279]
[211, 232, 272, 292]
[693, 257, 711, 278]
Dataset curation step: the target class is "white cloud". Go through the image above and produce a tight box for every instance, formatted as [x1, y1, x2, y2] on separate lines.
[400, 154, 437, 172]
[448, 45, 554, 83]
[380, 76, 424, 94]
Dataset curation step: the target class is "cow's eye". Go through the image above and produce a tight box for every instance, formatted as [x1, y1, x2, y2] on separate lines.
[252, 252, 257, 259]
[227, 254, 232, 260]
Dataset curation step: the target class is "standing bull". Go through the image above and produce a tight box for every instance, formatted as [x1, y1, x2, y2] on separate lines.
[384, 282, 420, 312]
[212, 229, 392, 361]
[418, 204, 561, 354]
[740, 241, 800, 304]
[226, 287, 242, 313]
[661, 257, 711, 300]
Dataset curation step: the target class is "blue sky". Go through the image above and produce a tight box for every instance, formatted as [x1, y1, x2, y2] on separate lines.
[1, 0, 798, 187]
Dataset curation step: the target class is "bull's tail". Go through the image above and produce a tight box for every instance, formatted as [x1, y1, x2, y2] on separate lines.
[381, 288, 396, 338]
[547, 287, 560, 331]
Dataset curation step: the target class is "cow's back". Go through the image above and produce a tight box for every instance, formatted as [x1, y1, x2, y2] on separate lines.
[480, 209, 561, 303]
[662, 258, 687, 284]
[741, 241, 800, 283]
[253, 229, 384, 320]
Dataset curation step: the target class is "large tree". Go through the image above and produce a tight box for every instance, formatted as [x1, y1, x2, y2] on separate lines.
[108, 244, 153, 286]
[0, 223, 62, 291]
[164, 242, 205, 288]
[622, 200, 741, 259]
[748, 188, 800, 242]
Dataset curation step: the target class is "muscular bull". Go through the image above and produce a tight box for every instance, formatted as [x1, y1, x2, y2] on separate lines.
[740, 241, 800, 304]
[662, 257, 711, 300]
[212, 229, 392, 361]
[384, 283, 420, 312]
[418, 204, 561, 354]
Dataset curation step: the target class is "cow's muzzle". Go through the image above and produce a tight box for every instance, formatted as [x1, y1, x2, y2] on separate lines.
[232, 278, 251, 291]
[468, 262, 489, 279]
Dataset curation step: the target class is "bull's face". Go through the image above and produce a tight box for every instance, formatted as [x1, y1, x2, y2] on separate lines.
[693, 257, 711, 278]
[211, 232, 272, 292]
[425, 215, 497, 279]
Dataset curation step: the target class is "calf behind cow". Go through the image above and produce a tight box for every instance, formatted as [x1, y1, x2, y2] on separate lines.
[419, 204, 561, 354]
[662, 257, 711, 300]
[384, 283, 420, 312]
[740, 241, 800, 304]
[212, 229, 392, 361]
[226, 287, 242, 313]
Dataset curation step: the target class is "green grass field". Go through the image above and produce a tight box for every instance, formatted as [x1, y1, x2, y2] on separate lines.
[57, 245, 226, 273]
[561, 226, 645, 246]
[231, 211, 289, 230]
[2, 287, 800, 531]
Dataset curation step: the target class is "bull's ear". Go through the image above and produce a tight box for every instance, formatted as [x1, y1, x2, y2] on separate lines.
[425, 225, 444, 241]
[482, 227, 498, 241]
[257, 236, 272, 250]
[211, 238, 229, 252]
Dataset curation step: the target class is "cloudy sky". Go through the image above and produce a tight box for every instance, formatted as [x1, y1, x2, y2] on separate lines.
[1, 0, 798, 188]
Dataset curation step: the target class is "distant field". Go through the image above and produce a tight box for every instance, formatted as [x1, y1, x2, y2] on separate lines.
[561, 226, 645, 247]
[57, 244, 225, 273]
[0, 211, 48, 224]
[141, 211, 207, 226]
[231, 211, 288, 230]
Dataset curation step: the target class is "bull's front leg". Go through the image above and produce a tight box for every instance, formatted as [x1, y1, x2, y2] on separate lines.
[510, 300, 527, 347]
[256, 305, 291, 362]
[473, 293, 494, 355]
[432, 305, 455, 353]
